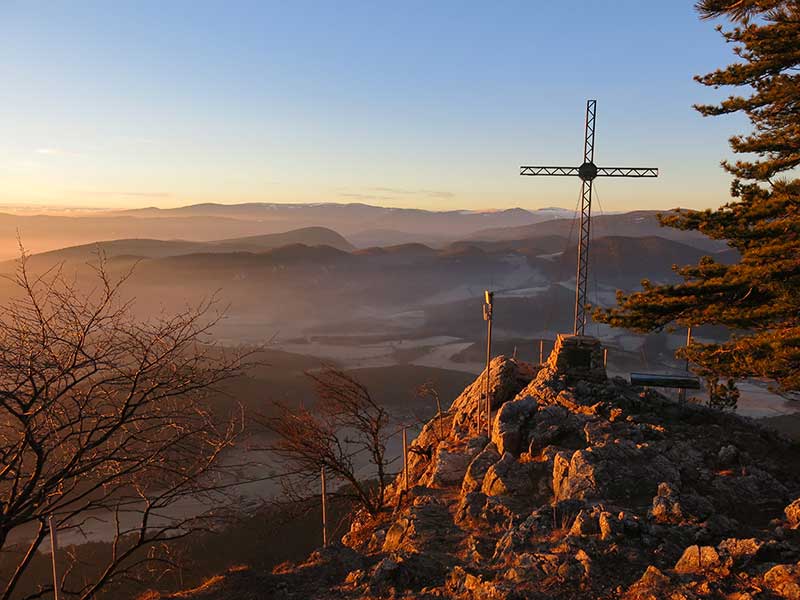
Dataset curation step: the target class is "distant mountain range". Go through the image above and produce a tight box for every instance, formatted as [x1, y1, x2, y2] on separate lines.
[0, 203, 739, 343]
[0, 202, 574, 259]
[14, 227, 353, 267]
[111, 203, 575, 238]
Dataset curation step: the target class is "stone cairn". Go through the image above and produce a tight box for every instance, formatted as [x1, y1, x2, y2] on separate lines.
[546, 334, 606, 383]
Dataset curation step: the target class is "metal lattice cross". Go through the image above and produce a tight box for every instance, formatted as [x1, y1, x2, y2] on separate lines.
[520, 99, 659, 336]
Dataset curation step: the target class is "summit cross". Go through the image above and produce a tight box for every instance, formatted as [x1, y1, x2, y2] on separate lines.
[520, 99, 659, 336]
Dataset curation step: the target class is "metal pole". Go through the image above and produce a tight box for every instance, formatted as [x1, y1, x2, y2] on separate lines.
[402, 427, 408, 491]
[539, 339, 544, 364]
[484, 291, 493, 439]
[685, 325, 693, 371]
[678, 325, 693, 403]
[486, 309, 492, 439]
[49, 516, 60, 600]
[321, 468, 328, 547]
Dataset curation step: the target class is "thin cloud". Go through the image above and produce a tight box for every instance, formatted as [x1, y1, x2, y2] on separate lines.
[73, 189, 172, 198]
[340, 193, 395, 201]
[35, 147, 82, 158]
[104, 191, 172, 198]
[368, 187, 455, 199]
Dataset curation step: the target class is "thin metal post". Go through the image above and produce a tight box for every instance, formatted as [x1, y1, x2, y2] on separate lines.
[49, 516, 60, 600]
[484, 291, 494, 439]
[539, 339, 544, 364]
[486, 316, 493, 438]
[402, 427, 408, 491]
[603, 347, 608, 368]
[321, 468, 328, 547]
[678, 326, 693, 403]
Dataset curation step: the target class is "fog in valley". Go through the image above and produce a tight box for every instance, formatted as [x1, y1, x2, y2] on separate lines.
[0, 203, 786, 420]
[2, 202, 796, 599]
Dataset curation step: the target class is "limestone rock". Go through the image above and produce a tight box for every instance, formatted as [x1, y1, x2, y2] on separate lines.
[253, 352, 800, 600]
[718, 538, 763, 563]
[481, 452, 533, 497]
[623, 566, 672, 600]
[554, 440, 679, 503]
[462, 442, 500, 493]
[424, 442, 474, 488]
[786, 498, 800, 528]
[674, 545, 721, 574]
[449, 356, 535, 437]
[527, 404, 582, 452]
[491, 394, 537, 456]
[569, 508, 600, 536]
[763, 563, 800, 600]
[651, 481, 713, 524]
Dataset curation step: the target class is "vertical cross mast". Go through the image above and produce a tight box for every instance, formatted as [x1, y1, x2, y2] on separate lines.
[520, 99, 658, 336]
[575, 100, 597, 336]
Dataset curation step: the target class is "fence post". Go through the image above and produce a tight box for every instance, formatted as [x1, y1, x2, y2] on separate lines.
[49, 515, 60, 600]
[402, 427, 409, 491]
[678, 325, 693, 403]
[539, 339, 544, 365]
[321, 467, 328, 547]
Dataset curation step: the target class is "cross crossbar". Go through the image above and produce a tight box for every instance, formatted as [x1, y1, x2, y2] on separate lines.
[520, 166, 658, 178]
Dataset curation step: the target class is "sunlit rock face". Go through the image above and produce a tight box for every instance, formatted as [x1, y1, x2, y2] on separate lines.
[256, 346, 800, 600]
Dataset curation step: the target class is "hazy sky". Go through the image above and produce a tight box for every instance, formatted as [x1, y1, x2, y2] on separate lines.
[1, 1, 745, 212]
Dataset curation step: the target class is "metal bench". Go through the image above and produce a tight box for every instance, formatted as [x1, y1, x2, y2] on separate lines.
[630, 372, 701, 389]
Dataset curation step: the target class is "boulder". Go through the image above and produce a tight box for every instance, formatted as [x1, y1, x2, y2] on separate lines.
[674, 545, 721, 574]
[449, 356, 534, 436]
[569, 508, 600, 536]
[462, 443, 500, 493]
[651, 482, 713, 524]
[763, 563, 800, 600]
[623, 566, 672, 600]
[718, 538, 763, 563]
[554, 440, 679, 503]
[598, 511, 628, 541]
[425, 443, 474, 488]
[491, 395, 538, 456]
[786, 498, 800, 528]
[527, 404, 582, 452]
[710, 467, 789, 517]
[455, 491, 487, 527]
[482, 452, 533, 497]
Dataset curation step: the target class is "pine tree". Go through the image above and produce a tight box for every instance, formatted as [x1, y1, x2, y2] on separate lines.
[595, 0, 800, 397]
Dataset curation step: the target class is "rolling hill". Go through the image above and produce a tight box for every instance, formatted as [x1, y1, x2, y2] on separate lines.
[534, 235, 739, 287]
[6, 227, 354, 269]
[470, 210, 729, 252]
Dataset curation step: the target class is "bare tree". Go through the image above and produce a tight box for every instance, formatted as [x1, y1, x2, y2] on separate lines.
[260, 366, 390, 516]
[0, 254, 250, 600]
[415, 381, 446, 441]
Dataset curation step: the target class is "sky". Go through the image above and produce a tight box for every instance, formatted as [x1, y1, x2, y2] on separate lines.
[0, 1, 746, 213]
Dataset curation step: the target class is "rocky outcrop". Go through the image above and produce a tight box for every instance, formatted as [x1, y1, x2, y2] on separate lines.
[250, 341, 800, 599]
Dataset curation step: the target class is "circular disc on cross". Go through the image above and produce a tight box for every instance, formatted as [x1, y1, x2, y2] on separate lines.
[578, 161, 598, 181]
